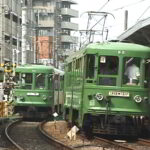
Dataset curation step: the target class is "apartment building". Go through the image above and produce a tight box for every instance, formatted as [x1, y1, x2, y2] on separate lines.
[0, 0, 34, 65]
[32, 0, 78, 68]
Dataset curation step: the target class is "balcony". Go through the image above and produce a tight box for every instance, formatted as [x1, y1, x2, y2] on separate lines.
[38, 20, 54, 27]
[61, 35, 78, 43]
[33, 6, 55, 13]
[61, 8, 78, 18]
[61, 0, 77, 4]
[61, 21, 78, 30]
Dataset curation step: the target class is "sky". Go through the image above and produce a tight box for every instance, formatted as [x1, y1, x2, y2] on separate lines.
[72, 0, 150, 41]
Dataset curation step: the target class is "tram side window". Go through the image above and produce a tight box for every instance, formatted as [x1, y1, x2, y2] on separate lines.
[98, 56, 118, 86]
[86, 54, 96, 78]
[68, 63, 72, 72]
[145, 59, 150, 88]
[123, 57, 140, 85]
[35, 73, 45, 89]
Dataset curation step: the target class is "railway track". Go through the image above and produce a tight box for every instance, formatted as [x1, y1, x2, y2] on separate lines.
[85, 136, 150, 150]
[74, 135, 135, 150]
[4, 119, 150, 150]
[5, 119, 73, 150]
[94, 137, 134, 150]
[137, 138, 150, 147]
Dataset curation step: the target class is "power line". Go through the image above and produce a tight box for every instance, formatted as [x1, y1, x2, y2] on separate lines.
[136, 6, 150, 22]
[109, 0, 148, 12]
[98, 0, 111, 11]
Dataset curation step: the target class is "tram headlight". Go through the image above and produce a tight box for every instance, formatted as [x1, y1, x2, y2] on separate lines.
[134, 95, 142, 103]
[42, 95, 47, 101]
[95, 93, 104, 101]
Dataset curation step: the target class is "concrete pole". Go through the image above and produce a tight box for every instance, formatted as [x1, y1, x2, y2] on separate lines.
[33, 29, 36, 64]
[17, 33, 19, 65]
[124, 10, 128, 31]
[53, 28, 55, 67]
[21, 7, 27, 65]
[1, 8, 3, 65]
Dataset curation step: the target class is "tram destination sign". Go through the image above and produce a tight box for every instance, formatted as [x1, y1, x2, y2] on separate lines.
[109, 91, 130, 97]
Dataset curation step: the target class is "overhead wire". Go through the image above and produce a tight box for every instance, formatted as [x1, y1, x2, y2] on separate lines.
[136, 6, 150, 22]
[98, 0, 111, 11]
[109, 0, 148, 12]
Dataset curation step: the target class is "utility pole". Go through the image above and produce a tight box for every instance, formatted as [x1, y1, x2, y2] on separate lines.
[33, 29, 36, 64]
[124, 10, 128, 31]
[0, 4, 3, 66]
[22, 7, 27, 65]
[35, 29, 39, 63]
[17, 33, 19, 65]
[53, 28, 55, 67]
[48, 29, 51, 64]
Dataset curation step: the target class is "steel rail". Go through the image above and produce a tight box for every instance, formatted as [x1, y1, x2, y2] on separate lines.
[5, 118, 24, 150]
[95, 137, 135, 150]
[38, 121, 74, 150]
[138, 138, 150, 146]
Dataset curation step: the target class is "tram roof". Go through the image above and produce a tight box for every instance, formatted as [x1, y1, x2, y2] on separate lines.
[15, 64, 64, 75]
[66, 42, 150, 63]
[15, 64, 55, 73]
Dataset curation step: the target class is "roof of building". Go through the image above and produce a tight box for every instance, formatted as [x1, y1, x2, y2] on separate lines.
[117, 17, 150, 47]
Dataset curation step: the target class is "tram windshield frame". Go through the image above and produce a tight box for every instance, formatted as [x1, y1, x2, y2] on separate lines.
[14, 72, 54, 90]
[85, 54, 150, 88]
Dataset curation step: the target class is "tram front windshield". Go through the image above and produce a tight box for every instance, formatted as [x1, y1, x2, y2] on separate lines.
[123, 57, 140, 86]
[98, 56, 118, 86]
[15, 73, 32, 89]
[35, 73, 45, 89]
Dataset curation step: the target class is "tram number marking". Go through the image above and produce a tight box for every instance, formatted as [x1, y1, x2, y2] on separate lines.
[109, 91, 129, 97]
[27, 93, 39, 96]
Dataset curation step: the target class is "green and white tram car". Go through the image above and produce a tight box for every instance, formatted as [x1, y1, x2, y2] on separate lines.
[12, 64, 64, 118]
[64, 42, 150, 136]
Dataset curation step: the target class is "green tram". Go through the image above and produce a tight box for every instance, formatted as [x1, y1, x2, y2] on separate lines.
[12, 64, 64, 118]
[64, 42, 150, 136]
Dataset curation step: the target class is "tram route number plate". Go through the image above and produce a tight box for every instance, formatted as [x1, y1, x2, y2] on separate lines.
[27, 93, 39, 96]
[109, 91, 130, 97]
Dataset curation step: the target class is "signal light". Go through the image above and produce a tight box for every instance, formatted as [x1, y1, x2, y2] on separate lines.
[4, 69, 12, 73]
[12, 64, 16, 67]
[0, 64, 4, 67]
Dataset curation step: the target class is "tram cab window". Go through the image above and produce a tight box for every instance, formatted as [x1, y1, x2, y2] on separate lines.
[145, 59, 150, 88]
[98, 56, 118, 86]
[124, 57, 140, 85]
[35, 73, 45, 89]
[20, 73, 32, 89]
